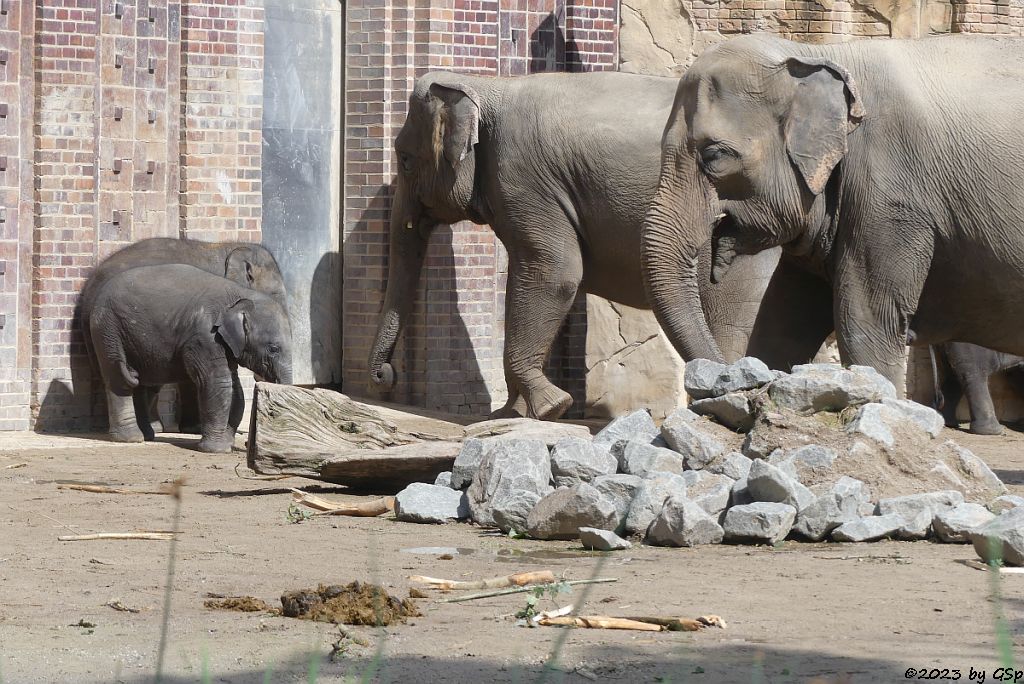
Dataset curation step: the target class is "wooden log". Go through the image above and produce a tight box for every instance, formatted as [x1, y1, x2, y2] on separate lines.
[246, 383, 467, 487]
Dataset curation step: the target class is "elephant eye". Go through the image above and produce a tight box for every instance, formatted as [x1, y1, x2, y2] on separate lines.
[698, 144, 737, 176]
[397, 151, 414, 174]
[268, 344, 281, 356]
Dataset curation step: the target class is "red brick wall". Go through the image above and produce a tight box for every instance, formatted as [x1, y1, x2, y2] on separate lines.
[1, 0, 265, 431]
[341, 0, 617, 419]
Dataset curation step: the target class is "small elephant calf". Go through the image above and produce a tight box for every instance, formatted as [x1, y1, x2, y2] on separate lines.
[89, 264, 293, 453]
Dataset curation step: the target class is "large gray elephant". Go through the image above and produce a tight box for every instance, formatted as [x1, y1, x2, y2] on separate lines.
[368, 70, 781, 420]
[88, 264, 292, 453]
[80, 237, 288, 433]
[641, 34, 1024, 390]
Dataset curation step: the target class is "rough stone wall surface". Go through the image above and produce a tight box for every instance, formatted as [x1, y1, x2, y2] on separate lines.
[341, 0, 617, 418]
[2, 0, 265, 432]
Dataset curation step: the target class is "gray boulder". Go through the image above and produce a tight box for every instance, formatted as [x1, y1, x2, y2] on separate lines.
[592, 473, 644, 532]
[773, 445, 837, 483]
[880, 398, 945, 438]
[933, 503, 997, 543]
[451, 438, 487, 490]
[876, 491, 964, 540]
[646, 497, 725, 547]
[947, 442, 1007, 497]
[731, 476, 754, 507]
[723, 502, 797, 544]
[991, 495, 1024, 514]
[706, 451, 753, 481]
[793, 476, 869, 542]
[593, 409, 661, 449]
[685, 471, 735, 518]
[526, 483, 618, 541]
[768, 363, 897, 413]
[664, 406, 700, 424]
[684, 359, 727, 400]
[394, 483, 470, 524]
[971, 507, 1024, 566]
[712, 357, 775, 395]
[434, 471, 453, 488]
[465, 438, 553, 527]
[613, 440, 684, 478]
[624, 472, 688, 536]
[550, 436, 617, 487]
[845, 403, 911, 448]
[831, 514, 904, 542]
[491, 489, 543, 534]
[660, 419, 725, 470]
[579, 527, 632, 551]
[746, 459, 815, 512]
[690, 393, 755, 432]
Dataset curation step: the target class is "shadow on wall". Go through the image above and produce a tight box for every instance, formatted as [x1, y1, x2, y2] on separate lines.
[34, 303, 101, 433]
[310, 250, 343, 385]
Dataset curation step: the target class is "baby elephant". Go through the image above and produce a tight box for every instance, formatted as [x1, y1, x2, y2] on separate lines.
[89, 264, 293, 453]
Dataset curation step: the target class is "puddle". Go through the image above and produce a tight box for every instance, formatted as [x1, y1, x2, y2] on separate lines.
[400, 547, 475, 556]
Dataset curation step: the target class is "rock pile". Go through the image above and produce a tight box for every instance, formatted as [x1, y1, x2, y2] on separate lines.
[394, 360, 1021, 562]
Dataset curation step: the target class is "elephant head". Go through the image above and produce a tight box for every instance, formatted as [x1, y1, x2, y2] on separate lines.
[368, 72, 487, 391]
[642, 35, 864, 362]
[224, 245, 289, 312]
[215, 297, 294, 386]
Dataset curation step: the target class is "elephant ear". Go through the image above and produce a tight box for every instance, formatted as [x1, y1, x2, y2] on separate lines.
[783, 57, 866, 195]
[224, 246, 257, 288]
[214, 298, 254, 360]
[428, 82, 480, 167]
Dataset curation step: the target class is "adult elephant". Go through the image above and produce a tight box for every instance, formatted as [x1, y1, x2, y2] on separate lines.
[80, 237, 288, 433]
[367, 71, 781, 420]
[641, 34, 1024, 390]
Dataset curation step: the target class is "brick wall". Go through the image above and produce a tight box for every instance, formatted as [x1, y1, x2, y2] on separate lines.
[341, 0, 617, 418]
[1, 0, 265, 432]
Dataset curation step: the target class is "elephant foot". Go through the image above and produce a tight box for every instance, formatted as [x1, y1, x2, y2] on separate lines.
[526, 385, 573, 421]
[488, 405, 525, 420]
[969, 420, 1004, 436]
[140, 421, 156, 442]
[149, 419, 165, 435]
[109, 426, 145, 443]
[197, 436, 234, 454]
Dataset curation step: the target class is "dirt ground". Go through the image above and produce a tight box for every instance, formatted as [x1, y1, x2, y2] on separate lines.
[2, 425, 1024, 684]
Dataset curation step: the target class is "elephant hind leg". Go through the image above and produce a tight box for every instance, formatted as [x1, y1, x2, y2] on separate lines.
[132, 387, 160, 441]
[91, 316, 145, 443]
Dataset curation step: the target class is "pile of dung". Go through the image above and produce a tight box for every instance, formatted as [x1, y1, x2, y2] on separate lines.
[280, 581, 420, 626]
[204, 596, 277, 613]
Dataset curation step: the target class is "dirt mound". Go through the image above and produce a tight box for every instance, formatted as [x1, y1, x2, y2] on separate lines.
[203, 596, 276, 613]
[280, 581, 420, 626]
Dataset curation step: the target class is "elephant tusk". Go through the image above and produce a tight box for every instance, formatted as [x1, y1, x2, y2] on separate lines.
[405, 220, 414, 231]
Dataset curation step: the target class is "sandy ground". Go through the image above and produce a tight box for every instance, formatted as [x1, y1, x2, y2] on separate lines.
[1, 425, 1024, 684]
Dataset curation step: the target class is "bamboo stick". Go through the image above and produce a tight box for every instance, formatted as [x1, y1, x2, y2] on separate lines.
[58, 532, 176, 542]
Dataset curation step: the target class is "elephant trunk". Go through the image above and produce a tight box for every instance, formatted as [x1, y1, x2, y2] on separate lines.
[641, 137, 726, 364]
[368, 180, 430, 391]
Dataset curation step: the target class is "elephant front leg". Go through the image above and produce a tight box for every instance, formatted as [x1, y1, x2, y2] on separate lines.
[958, 372, 1002, 435]
[107, 387, 144, 443]
[498, 254, 582, 421]
[132, 386, 163, 440]
[177, 377, 202, 434]
[190, 366, 237, 454]
[228, 370, 245, 432]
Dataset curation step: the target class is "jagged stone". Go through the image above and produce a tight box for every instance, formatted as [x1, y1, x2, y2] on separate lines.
[880, 398, 945, 438]
[660, 418, 725, 470]
[773, 445, 837, 483]
[845, 403, 913, 448]
[434, 471, 453, 488]
[491, 489, 543, 534]
[624, 472, 688, 536]
[646, 497, 725, 547]
[991, 495, 1024, 514]
[768, 363, 897, 413]
[876, 491, 964, 539]
[592, 409, 660, 449]
[946, 442, 1007, 497]
[712, 357, 775, 395]
[592, 473, 644, 532]
[394, 483, 469, 524]
[579, 527, 632, 551]
[731, 476, 754, 506]
[451, 438, 487, 490]
[526, 483, 618, 541]
[971, 507, 1024, 566]
[706, 451, 753, 480]
[685, 471, 735, 517]
[613, 440, 683, 478]
[690, 393, 755, 432]
[746, 459, 815, 512]
[832, 514, 904, 542]
[664, 406, 700, 424]
[684, 359, 727, 400]
[550, 436, 617, 487]
[933, 503, 997, 543]
[465, 439, 552, 527]
[723, 502, 797, 544]
[792, 476, 869, 541]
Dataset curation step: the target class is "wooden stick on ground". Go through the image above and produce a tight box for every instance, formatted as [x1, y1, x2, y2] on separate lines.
[58, 484, 171, 495]
[58, 532, 176, 542]
[4, 462, 27, 469]
[289, 489, 395, 517]
[440, 577, 619, 603]
[623, 615, 728, 631]
[410, 570, 556, 591]
[538, 615, 665, 631]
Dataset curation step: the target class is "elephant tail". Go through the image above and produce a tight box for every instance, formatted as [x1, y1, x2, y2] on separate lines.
[928, 345, 945, 411]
